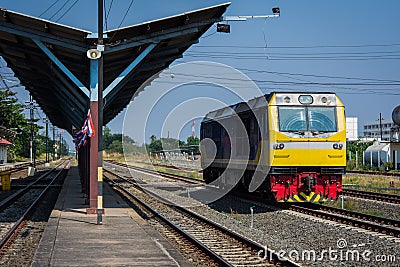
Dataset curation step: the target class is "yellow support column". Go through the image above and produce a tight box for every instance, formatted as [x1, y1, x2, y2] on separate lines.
[1, 171, 11, 191]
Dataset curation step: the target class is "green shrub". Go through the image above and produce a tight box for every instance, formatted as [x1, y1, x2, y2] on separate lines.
[347, 160, 356, 170]
[384, 161, 393, 171]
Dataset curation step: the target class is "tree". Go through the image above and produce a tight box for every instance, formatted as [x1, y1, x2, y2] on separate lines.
[186, 136, 200, 154]
[102, 126, 136, 155]
[150, 134, 157, 143]
[346, 139, 374, 169]
[148, 139, 162, 153]
[0, 86, 36, 160]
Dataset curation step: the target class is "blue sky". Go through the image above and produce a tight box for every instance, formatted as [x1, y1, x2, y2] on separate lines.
[0, 0, 399, 145]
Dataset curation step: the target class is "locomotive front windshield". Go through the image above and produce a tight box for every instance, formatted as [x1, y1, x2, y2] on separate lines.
[278, 106, 337, 133]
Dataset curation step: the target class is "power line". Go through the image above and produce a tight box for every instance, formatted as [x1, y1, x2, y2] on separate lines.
[184, 53, 400, 61]
[49, 0, 71, 21]
[104, 0, 114, 31]
[174, 60, 400, 83]
[163, 72, 400, 86]
[188, 50, 400, 56]
[107, 0, 135, 44]
[56, 0, 80, 22]
[195, 43, 400, 49]
[39, 0, 61, 18]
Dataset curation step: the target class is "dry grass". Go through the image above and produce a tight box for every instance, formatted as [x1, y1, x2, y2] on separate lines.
[343, 174, 400, 195]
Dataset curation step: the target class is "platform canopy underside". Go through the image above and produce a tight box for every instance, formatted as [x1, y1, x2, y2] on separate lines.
[0, 3, 230, 134]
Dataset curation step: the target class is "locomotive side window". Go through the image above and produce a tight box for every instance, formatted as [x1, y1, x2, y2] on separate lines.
[278, 107, 307, 132]
[308, 107, 337, 132]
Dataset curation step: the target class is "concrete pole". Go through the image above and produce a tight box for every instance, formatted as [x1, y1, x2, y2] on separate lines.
[51, 126, 55, 161]
[378, 151, 381, 168]
[395, 150, 398, 171]
[370, 151, 373, 167]
[44, 117, 49, 163]
[363, 151, 365, 166]
[356, 151, 358, 168]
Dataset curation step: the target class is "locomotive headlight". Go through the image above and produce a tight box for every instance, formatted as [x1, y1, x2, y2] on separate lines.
[284, 96, 291, 103]
[321, 97, 328, 103]
[298, 95, 313, 104]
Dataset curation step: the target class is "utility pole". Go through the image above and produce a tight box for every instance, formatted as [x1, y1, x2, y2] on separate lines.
[58, 129, 65, 159]
[43, 117, 49, 163]
[379, 113, 383, 141]
[51, 125, 56, 161]
[25, 94, 37, 168]
[58, 133, 61, 159]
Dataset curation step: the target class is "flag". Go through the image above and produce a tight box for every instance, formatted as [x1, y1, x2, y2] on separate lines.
[73, 110, 95, 150]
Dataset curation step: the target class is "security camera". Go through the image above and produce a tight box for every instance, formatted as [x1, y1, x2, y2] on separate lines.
[272, 7, 280, 14]
[87, 49, 101, 60]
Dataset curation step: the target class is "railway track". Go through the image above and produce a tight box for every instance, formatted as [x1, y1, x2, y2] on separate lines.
[104, 167, 300, 267]
[288, 203, 400, 238]
[106, 160, 203, 185]
[0, 159, 70, 255]
[342, 188, 400, 204]
[347, 170, 400, 178]
[0, 160, 46, 173]
[108, 160, 400, 238]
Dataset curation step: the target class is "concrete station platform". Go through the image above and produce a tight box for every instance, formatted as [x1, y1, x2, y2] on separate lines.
[31, 167, 189, 267]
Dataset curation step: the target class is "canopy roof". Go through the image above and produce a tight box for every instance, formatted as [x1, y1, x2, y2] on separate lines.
[0, 3, 230, 134]
[0, 138, 12, 146]
[0, 126, 15, 138]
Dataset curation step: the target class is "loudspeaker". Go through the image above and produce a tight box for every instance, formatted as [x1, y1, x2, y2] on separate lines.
[87, 49, 101, 59]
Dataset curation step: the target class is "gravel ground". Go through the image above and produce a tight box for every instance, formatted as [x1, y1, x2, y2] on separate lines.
[325, 196, 400, 221]
[0, 173, 65, 266]
[114, 164, 400, 267]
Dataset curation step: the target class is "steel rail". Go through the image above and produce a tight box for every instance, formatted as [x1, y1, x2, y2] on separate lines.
[0, 159, 70, 251]
[0, 160, 68, 213]
[104, 167, 300, 267]
[347, 170, 400, 178]
[289, 203, 400, 237]
[107, 160, 400, 238]
[342, 188, 400, 204]
[0, 160, 46, 174]
[105, 160, 203, 185]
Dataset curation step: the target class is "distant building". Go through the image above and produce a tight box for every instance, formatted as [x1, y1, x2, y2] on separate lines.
[346, 117, 358, 141]
[0, 138, 12, 164]
[362, 118, 395, 141]
[364, 142, 400, 170]
[0, 126, 15, 164]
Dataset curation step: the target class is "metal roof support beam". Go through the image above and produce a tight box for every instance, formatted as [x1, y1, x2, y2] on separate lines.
[32, 39, 90, 98]
[47, 100, 82, 129]
[104, 25, 202, 53]
[50, 66, 88, 109]
[103, 42, 157, 99]
[0, 20, 88, 52]
[56, 85, 87, 115]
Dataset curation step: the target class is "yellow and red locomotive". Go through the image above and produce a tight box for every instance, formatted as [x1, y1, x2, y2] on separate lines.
[201, 92, 346, 202]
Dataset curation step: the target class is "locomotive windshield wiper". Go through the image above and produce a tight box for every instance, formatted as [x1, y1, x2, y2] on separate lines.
[287, 130, 305, 135]
[311, 130, 333, 135]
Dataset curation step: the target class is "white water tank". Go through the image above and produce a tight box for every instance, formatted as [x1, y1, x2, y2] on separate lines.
[393, 105, 400, 126]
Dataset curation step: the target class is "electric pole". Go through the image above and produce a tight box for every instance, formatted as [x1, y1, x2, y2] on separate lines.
[25, 94, 38, 168]
[51, 125, 56, 161]
[43, 117, 49, 163]
[379, 113, 383, 141]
